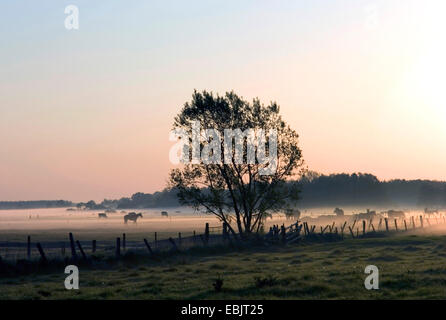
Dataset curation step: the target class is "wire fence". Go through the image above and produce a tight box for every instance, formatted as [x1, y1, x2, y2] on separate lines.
[0, 223, 226, 262]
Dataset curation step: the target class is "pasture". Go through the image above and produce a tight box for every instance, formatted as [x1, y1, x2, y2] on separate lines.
[2, 233, 446, 299]
[1, 207, 446, 300]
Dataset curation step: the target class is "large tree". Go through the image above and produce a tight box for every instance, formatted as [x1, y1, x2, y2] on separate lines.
[168, 90, 304, 238]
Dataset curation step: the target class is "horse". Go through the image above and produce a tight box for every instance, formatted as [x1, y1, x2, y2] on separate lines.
[334, 207, 344, 216]
[161, 211, 168, 217]
[285, 209, 301, 220]
[124, 212, 143, 224]
[352, 209, 378, 222]
[98, 213, 108, 218]
[424, 208, 439, 217]
[386, 210, 405, 219]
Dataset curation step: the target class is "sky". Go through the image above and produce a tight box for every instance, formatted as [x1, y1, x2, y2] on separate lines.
[1, 0, 446, 201]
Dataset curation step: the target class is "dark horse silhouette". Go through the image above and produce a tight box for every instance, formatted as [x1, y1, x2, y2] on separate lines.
[285, 209, 301, 220]
[124, 212, 143, 224]
[334, 207, 344, 216]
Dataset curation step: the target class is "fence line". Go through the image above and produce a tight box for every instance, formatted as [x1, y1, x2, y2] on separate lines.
[0, 214, 445, 263]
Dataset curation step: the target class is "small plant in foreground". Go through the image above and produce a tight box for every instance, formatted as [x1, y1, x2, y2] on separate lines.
[254, 275, 278, 288]
[213, 274, 224, 292]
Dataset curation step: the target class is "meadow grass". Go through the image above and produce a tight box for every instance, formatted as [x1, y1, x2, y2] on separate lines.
[1, 234, 446, 300]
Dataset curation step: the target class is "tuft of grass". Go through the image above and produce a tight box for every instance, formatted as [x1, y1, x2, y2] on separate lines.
[254, 275, 279, 288]
[212, 275, 224, 292]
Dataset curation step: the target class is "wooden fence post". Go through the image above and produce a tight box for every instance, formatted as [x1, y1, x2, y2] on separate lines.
[404, 220, 407, 231]
[76, 241, 87, 260]
[348, 226, 355, 238]
[69, 232, 77, 259]
[420, 215, 424, 228]
[27, 235, 31, 260]
[92, 240, 96, 253]
[362, 220, 366, 236]
[36, 243, 47, 263]
[378, 218, 382, 230]
[223, 223, 228, 240]
[143, 239, 154, 256]
[321, 225, 329, 234]
[281, 225, 286, 243]
[394, 219, 398, 231]
[341, 221, 347, 236]
[155, 232, 158, 248]
[169, 237, 179, 251]
[384, 218, 389, 232]
[205, 223, 210, 243]
[193, 230, 196, 243]
[122, 233, 126, 251]
[116, 237, 121, 257]
[412, 216, 416, 229]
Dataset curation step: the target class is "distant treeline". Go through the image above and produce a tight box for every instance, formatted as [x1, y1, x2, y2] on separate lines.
[297, 172, 446, 208]
[2, 173, 446, 210]
[89, 172, 446, 209]
[0, 200, 73, 210]
[84, 190, 181, 210]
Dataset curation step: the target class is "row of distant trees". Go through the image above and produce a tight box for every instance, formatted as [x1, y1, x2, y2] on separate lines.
[299, 172, 446, 207]
[79, 172, 446, 210]
[0, 200, 73, 210]
[2, 173, 445, 211]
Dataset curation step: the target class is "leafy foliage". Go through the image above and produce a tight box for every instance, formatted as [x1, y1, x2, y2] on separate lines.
[168, 91, 304, 237]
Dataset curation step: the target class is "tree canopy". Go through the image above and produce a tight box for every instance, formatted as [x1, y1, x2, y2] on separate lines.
[168, 90, 304, 237]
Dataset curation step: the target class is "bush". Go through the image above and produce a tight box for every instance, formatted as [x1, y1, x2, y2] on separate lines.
[213, 275, 224, 292]
[254, 275, 278, 288]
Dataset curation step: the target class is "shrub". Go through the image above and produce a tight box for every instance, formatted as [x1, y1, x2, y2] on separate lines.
[254, 275, 278, 288]
[213, 275, 224, 292]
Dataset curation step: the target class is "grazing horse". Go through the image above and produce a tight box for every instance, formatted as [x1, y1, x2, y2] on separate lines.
[353, 209, 377, 221]
[424, 208, 439, 217]
[386, 210, 405, 219]
[285, 209, 301, 220]
[98, 213, 108, 218]
[161, 211, 168, 217]
[124, 212, 143, 224]
[334, 207, 344, 216]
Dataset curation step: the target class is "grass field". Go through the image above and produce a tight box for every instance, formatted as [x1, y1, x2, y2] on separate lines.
[2, 233, 446, 300]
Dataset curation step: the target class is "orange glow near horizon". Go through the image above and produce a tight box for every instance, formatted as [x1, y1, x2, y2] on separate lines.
[1, 1, 446, 201]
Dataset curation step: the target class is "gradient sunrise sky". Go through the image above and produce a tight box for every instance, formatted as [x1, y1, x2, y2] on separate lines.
[1, 0, 446, 201]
